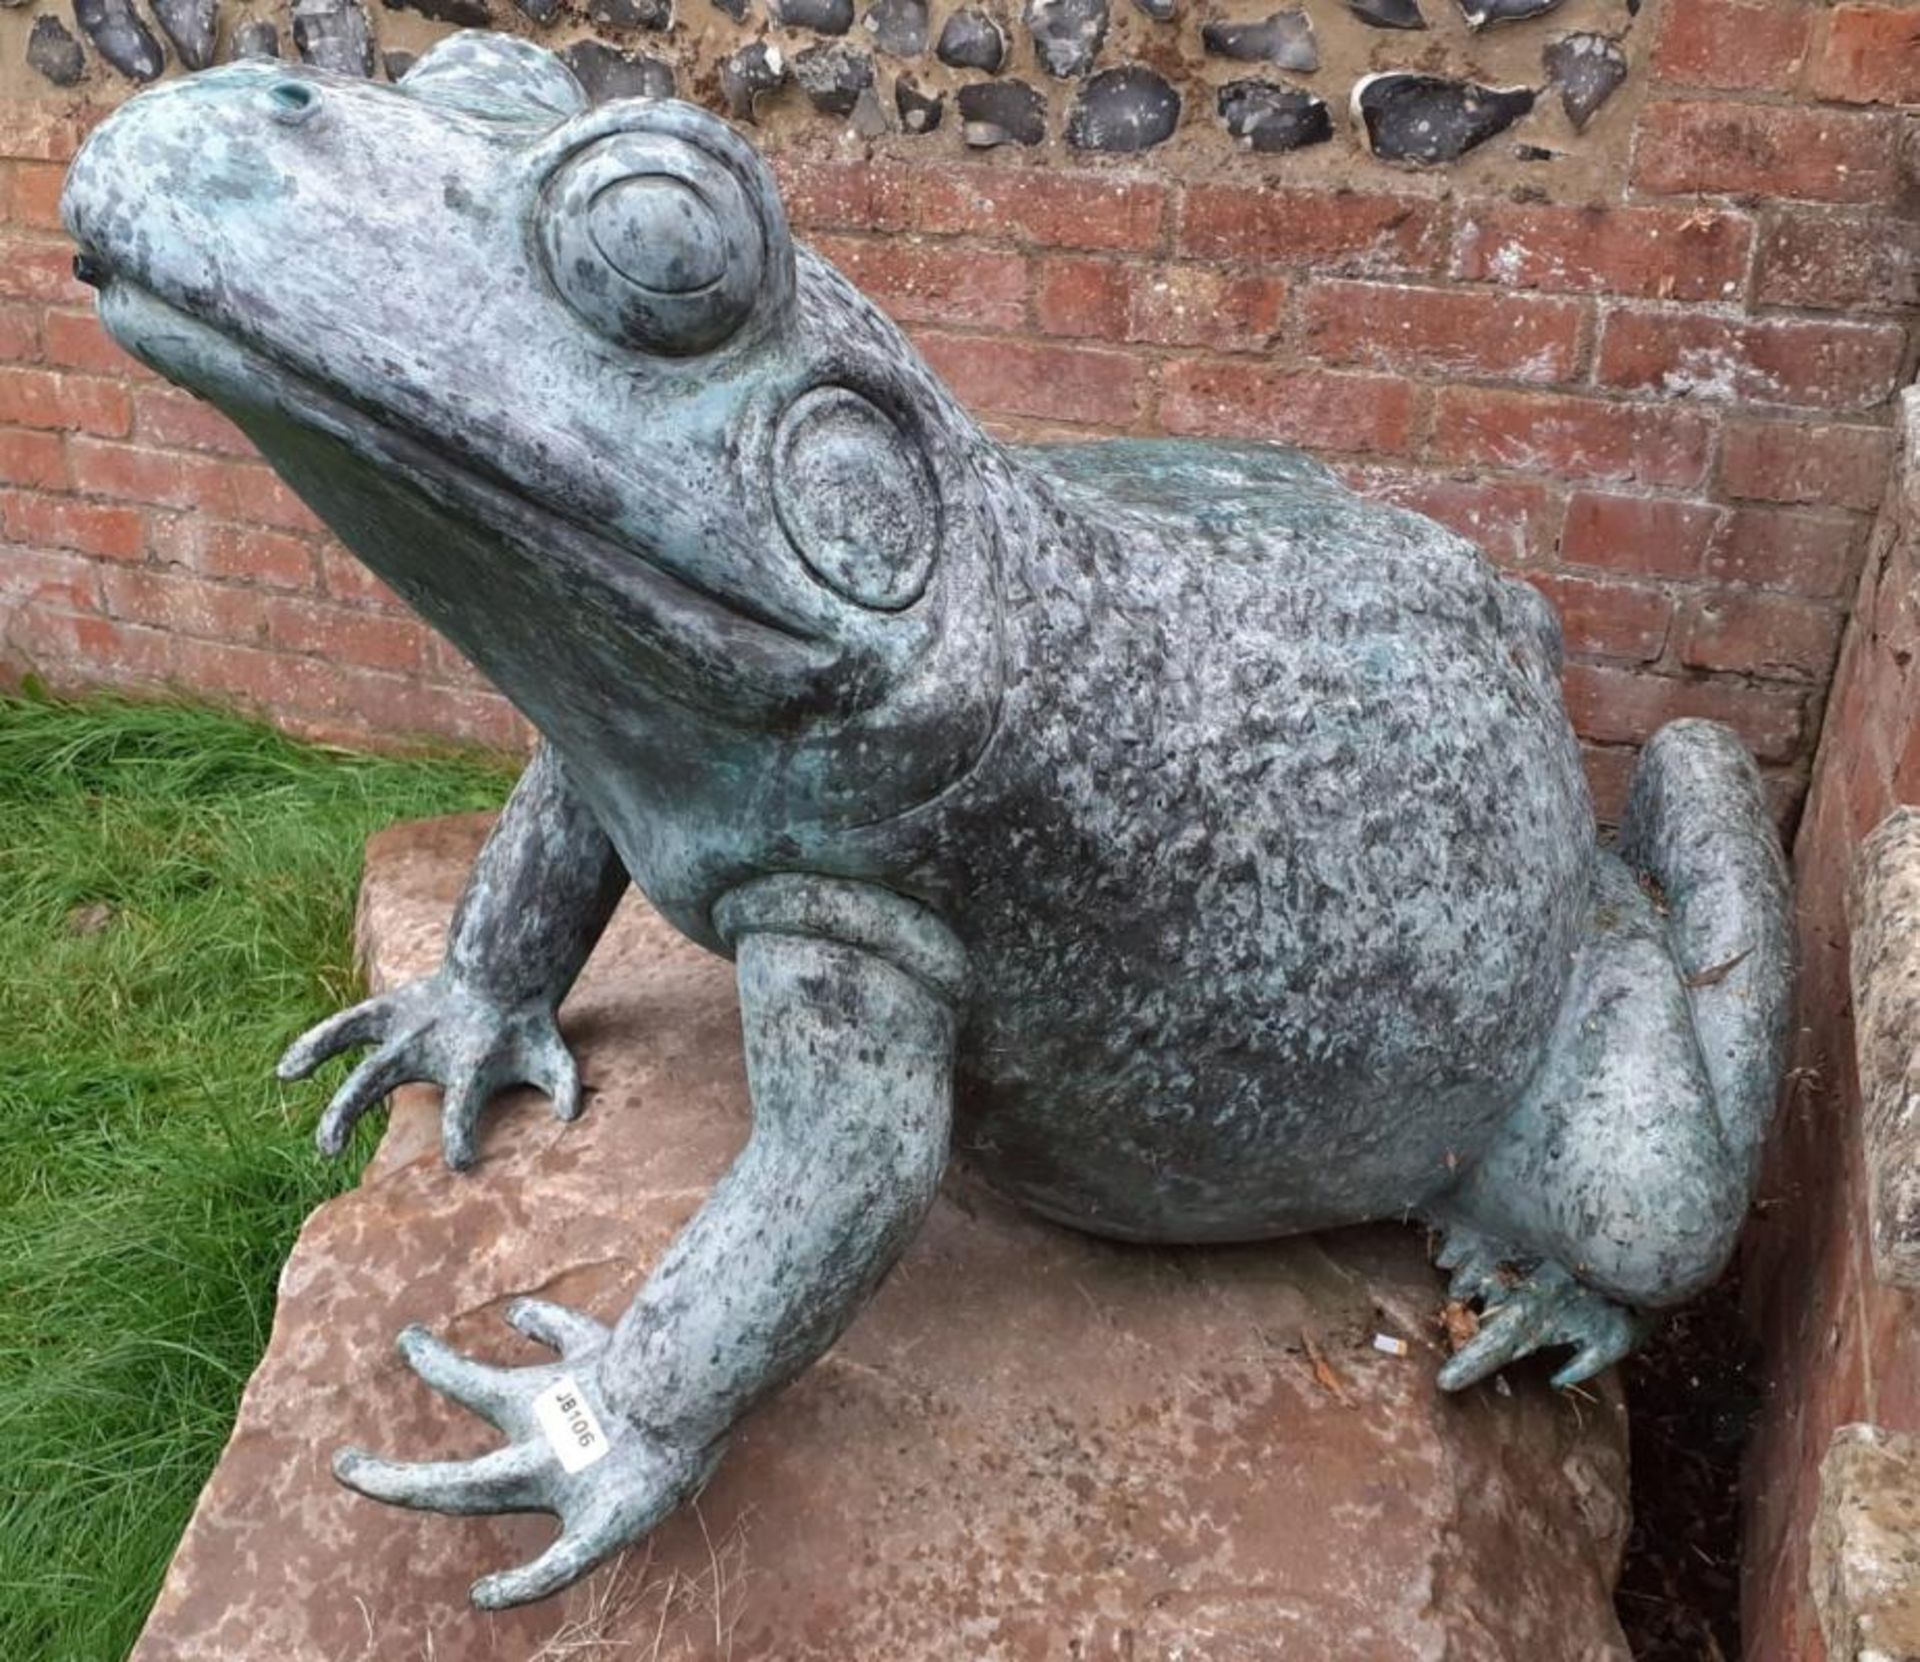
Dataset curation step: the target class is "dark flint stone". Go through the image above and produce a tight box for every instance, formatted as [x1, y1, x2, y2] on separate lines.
[1067, 65, 1178, 152]
[1217, 78, 1331, 151]
[1544, 32, 1627, 131]
[773, 0, 855, 32]
[26, 15, 86, 84]
[935, 7, 1004, 70]
[1456, 0, 1562, 25]
[957, 77, 1045, 142]
[1133, 0, 1175, 19]
[232, 18, 280, 54]
[152, 0, 217, 68]
[291, 0, 373, 74]
[514, 0, 564, 21]
[895, 74, 945, 131]
[588, 0, 673, 27]
[1349, 0, 1424, 27]
[74, 0, 164, 80]
[561, 40, 676, 98]
[1354, 72, 1534, 163]
[1024, 0, 1107, 77]
[865, 0, 928, 53]
[720, 40, 786, 120]
[793, 42, 873, 114]
[385, 0, 490, 23]
[1514, 142, 1557, 160]
[851, 84, 890, 134]
[710, 0, 749, 16]
[1200, 9, 1317, 70]
[382, 47, 415, 77]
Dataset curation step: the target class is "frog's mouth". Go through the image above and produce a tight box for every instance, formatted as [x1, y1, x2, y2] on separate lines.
[86, 271, 843, 719]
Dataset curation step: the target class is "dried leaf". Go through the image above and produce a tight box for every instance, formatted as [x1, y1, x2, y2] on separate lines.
[1301, 1329, 1352, 1405]
[1440, 1301, 1480, 1353]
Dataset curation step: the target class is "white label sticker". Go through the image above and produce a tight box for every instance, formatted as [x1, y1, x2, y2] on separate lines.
[533, 1374, 611, 1475]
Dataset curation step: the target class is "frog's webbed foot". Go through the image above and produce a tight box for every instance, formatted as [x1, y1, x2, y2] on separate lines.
[334, 1301, 719, 1609]
[279, 973, 584, 1171]
[1434, 1225, 1656, 1393]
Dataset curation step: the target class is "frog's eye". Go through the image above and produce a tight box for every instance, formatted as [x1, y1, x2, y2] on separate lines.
[773, 388, 938, 611]
[399, 35, 588, 121]
[538, 130, 767, 357]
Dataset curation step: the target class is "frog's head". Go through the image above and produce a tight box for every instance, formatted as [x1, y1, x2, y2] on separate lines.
[62, 35, 1004, 827]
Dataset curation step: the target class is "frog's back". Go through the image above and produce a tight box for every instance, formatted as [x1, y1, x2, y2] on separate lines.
[909, 437, 1593, 1242]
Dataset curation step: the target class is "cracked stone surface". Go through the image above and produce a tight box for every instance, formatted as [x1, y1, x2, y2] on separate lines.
[1813, 1425, 1920, 1662]
[1851, 808, 1920, 1294]
[129, 812, 1634, 1661]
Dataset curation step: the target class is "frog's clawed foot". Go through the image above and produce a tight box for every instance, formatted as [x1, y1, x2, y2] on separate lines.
[278, 972, 585, 1171]
[334, 1299, 719, 1610]
[1433, 1226, 1655, 1393]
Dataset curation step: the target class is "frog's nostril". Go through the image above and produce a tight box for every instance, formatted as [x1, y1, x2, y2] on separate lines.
[267, 80, 321, 124]
[72, 253, 107, 289]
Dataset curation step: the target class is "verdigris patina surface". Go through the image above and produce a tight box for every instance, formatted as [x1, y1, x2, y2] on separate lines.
[60, 34, 1793, 1611]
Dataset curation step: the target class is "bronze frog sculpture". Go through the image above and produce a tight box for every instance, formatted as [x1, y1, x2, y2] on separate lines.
[61, 33, 1791, 1609]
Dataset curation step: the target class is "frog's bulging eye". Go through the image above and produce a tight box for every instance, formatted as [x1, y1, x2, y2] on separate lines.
[773, 388, 938, 612]
[539, 134, 764, 356]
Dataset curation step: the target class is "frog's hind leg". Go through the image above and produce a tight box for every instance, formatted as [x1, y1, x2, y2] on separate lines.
[1432, 719, 1791, 1391]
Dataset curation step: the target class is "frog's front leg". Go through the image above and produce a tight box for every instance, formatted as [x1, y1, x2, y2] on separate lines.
[278, 742, 628, 1169]
[334, 877, 963, 1607]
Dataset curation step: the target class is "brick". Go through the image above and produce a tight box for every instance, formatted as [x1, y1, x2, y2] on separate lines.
[0, 426, 66, 489]
[1561, 661, 1807, 761]
[1560, 492, 1724, 579]
[69, 436, 236, 512]
[1811, 4, 1920, 105]
[6, 608, 171, 683]
[256, 594, 432, 674]
[319, 548, 407, 611]
[1596, 311, 1906, 413]
[1032, 257, 1132, 340]
[1705, 507, 1862, 598]
[1343, 468, 1563, 565]
[1128, 265, 1288, 352]
[227, 460, 325, 534]
[0, 487, 143, 560]
[0, 235, 89, 304]
[0, 303, 40, 362]
[1757, 209, 1920, 312]
[0, 109, 87, 163]
[0, 365, 130, 435]
[912, 168, 1168, 253]
[0, 543, 100, 614]
[132, 387, 255, 457]
[1680, 590, 1843, 682]
[151, 516, 318, 591]
[1450, 202, 1751, 301]
[1429, 389, 1713, 488]
[1653, 0, 1812, 91]
[99, 566, 272, 643]
[913, 332, 1146, 428]
[1178, 185, 1446, 276]
[1721, 419, 1894, 511]
[1580, 743, 1640, 824]
[1526, 572, 1673, 661]
[1634, 102, 1902, 205]
[769, 158, 914, 234]
[1160, 361, 1416, 454]
[811, 235, 1028, 332]
[1302, 281, 1584, 384]
[42, 308, 145, 376]
[8, 162, 67, 233]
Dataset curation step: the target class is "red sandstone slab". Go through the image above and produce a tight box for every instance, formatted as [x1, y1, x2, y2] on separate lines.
[131, 812, 1633, 1661]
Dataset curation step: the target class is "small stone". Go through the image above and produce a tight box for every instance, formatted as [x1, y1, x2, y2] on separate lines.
[73, 0, 164, 80]
[232, 18, 281, 54]
[773, 0, 854, 32]
[291, 0, 373, 75]
[384, 0, 490, 24]
[864, 0, 927, 54]
[895, 73, 945, 131]
[1217, 78, 1331, 151]
[1456, 0, 1562, 25]
[793, 42, 873, 114]
[935, 7, 1004, 70]
[587, 0, 672, 26]
[1200, 9, 1316, 70]
[710, 0, 749, 14]
[1348, 0, 1424, 27]
[720, 40, 785, 121]
[514, 0, 563, 20]
[1133, 0, 1175, 18]
[152, 0, 218, 68]
[957, 77, 1046, 143]
[1352, 72, 1534, 164]
[1067, 64, 1178, 152]
[26, 14, 86, 83]
[382, 47, 415, 77]
[1514, 142, 1558, 160]
[850, 84, 890, 134]
[1544, 32, 1627, 131]
[561, 39, 676, 98]
[1025, 0, 1106, 77]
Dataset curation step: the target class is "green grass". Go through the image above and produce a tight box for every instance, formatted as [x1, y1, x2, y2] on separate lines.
[0, 690, 513, 1662]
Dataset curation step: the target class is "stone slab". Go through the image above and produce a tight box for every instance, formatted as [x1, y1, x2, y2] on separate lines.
[1851, 806, 1920, 1291]
[1813, 1424, 1920, 1662]
[131, 811, 1634, 1661]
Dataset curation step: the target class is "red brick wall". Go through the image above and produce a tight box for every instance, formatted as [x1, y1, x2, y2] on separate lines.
[1, 3, 1917, 806]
